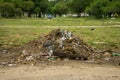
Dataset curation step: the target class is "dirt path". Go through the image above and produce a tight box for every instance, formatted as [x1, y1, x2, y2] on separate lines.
[0, 61, 120, 80]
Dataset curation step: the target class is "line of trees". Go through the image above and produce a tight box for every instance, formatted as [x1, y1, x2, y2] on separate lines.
[0, 0, 120, 18]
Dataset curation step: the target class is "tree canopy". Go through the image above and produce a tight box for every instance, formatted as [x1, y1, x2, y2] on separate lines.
[52, 1, 68, 16]
[0, 0, 120, 18]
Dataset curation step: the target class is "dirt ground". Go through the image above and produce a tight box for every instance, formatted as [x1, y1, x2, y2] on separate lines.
[0, 60, 120, 80]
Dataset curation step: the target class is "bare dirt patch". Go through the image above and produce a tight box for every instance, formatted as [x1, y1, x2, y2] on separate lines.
[0, 61, 120, 80]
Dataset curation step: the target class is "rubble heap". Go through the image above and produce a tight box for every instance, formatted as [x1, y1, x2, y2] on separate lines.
[40, 29, 94, 60]
[0, 29, 96, 66]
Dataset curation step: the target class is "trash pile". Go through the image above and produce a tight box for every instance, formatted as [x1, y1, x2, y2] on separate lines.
[0, 29, 119, 67]
[17, 29, 95, 63]
[40, 29, 94, 60]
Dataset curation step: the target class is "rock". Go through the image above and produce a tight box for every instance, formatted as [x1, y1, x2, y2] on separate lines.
[43, 40, 53, 47]
[111, 56, 120, 65]
[1, 62, 8, 65]
[48, 50, 53, 57]
[2, 49, 7, 54]
[64, 58, 69, 61]
[22, 50, 30, 56]
[90, 28, 94, 31]
[31, 64, 34, 66]
[8, 64, 16, 67]
[0, 65, 4, 67]
[26, 56, 34, 61]
[93, 42, 106, 44]
[103, 52, 111, 61]
[95, 53, 101, 59]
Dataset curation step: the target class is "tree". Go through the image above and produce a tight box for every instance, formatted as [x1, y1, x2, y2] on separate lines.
[33, 0, 49, 17]
[14, 8, 22, 17]
[18, 1, 34, 17]
[34, 7, 41, 17]
[0, 0, 4, 2]
[0, 2, 15, 18]
[103, 0, 120, 17]
[86, 0, 110, 18]
[0, 0, 119, 18]
[69, 0, 93, 17]
[52, 1, 68, 17]
[112, 1, 120, 16]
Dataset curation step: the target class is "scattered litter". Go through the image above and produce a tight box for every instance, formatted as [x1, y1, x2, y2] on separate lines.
[93, 42, 107, 44]
[112, 53, 120, 56]
[48, 57, 55, 61]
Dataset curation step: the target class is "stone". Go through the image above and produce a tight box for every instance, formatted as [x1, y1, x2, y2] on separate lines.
[103, 52, 111, 61]
[8, 64, 16, 67]
[2, 49, 7, 54]
[22, 50, 29, 56]
[26, 56, 34, 61]
[48, 50, 53, 57]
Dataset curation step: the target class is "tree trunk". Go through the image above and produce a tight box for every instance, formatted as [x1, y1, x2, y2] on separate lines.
[38, 12, 41, 18]
[35, 13, 37, 18]
[42, 13, 45, 18]
[108, 12, 112, 17]
[59, 14, 62, 17]
[77, 13, 81, 17]
[28, 11, 32, 17]
[54, 14, 56, 17]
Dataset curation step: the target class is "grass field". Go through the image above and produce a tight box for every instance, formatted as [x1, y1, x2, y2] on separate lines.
[0, 17, 120, 50]
[0, 17, 120, 26]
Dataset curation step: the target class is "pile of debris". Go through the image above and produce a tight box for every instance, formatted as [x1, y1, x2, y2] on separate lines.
[17, 29, 95, 63]
[0, 29, 119, 66]
[40, 29, 95, 60]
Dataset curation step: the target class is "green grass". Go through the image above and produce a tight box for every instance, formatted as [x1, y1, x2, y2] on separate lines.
[66, 27, 120, 49]
[0, 26, 52, 46]
[0, 17, 120, 50]
[0, 17, 120, 26]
